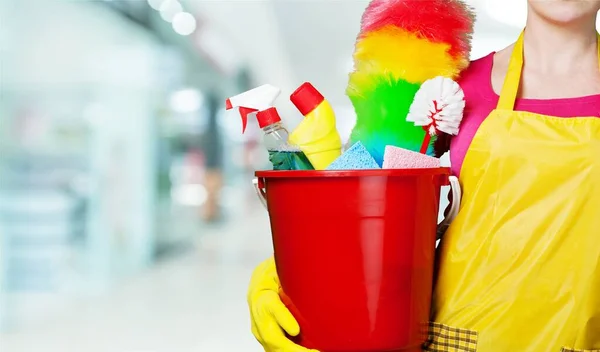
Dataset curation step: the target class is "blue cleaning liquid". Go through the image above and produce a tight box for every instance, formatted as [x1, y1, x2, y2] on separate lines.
[268, 150, 314, 170]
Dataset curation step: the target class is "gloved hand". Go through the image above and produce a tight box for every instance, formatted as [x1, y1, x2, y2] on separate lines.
[247, 256, 318, 352]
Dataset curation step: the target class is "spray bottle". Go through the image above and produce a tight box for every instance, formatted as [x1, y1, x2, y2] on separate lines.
[226, 85, 313, 170]
[289, 82, 342, 170]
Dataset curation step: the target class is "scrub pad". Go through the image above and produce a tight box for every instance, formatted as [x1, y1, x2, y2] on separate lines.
[383, 145, 440, 169]
[327, 141, 380, 170]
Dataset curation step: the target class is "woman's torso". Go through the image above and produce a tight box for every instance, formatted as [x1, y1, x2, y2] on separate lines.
[429, 43, 600, 350]
[450, 52, 600, 177]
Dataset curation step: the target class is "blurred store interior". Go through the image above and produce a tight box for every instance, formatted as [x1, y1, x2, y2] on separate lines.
[0, 0, 527, 351]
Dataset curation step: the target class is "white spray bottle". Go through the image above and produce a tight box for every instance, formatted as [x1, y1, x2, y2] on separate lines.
[226, 84, 281, 133]
[226, 84, 313, 170]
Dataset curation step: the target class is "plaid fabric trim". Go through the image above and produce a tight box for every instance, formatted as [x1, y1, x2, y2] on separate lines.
[423, 322, 478, 352]
[560, 348, 600, 352]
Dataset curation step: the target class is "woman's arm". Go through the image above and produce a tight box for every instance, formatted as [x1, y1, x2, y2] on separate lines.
[435, 133, 453, 240]
[437, 187, 454, 240]
[434, 131, 452, 158]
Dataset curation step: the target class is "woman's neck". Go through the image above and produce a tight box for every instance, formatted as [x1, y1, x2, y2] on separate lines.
[524, 15, 598, 75]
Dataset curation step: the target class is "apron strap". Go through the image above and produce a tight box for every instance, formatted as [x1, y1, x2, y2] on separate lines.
[496, 30, 600, 111]
[496, 31, 525, 110]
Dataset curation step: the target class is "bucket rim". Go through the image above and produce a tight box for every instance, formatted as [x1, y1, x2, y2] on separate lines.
[255, 167, 451, 178]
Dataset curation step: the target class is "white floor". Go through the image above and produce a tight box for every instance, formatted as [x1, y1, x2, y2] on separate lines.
[1, 193, 273, 352]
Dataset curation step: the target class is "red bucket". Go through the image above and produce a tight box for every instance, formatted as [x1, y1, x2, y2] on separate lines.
[254, 169, 460, 352]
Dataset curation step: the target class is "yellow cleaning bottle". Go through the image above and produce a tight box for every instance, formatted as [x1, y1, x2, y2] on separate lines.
[289, 83, 342, 170]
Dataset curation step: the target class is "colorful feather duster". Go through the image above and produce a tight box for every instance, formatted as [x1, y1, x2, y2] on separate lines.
[347, 0, 474, 166]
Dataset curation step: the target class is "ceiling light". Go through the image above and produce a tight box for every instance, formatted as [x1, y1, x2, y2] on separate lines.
[172, 12, 197, 36]
[159, 0, 182, 23]
[147, 0, 164, 10]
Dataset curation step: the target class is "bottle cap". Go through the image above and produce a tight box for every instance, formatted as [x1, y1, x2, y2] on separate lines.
[256, 107, 282, 128]
[290, 82, 325, 116]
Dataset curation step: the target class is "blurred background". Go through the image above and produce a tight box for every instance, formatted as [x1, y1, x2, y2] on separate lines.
[0, 0, 525, 351]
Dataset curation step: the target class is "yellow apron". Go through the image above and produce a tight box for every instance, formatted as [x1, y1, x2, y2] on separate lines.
[425, 32, 600, 351]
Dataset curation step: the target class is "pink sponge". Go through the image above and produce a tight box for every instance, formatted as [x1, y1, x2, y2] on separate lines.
[383, 146, 440, 169]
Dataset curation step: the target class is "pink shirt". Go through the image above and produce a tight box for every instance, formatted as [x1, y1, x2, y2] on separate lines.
[449, 52, 600, 177]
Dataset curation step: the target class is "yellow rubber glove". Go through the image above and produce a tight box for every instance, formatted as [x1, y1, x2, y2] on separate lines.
[247, 257, 319, 352]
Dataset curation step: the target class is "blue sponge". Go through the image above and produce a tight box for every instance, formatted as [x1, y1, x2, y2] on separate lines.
[326, 141, 380, 170]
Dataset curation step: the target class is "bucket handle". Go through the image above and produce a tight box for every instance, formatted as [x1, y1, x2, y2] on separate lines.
[437, 175, 461, 238]
[253, 177, 268, 209]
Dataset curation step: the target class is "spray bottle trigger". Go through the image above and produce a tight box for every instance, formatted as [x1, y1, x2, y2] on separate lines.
[239, 107, 258, 133]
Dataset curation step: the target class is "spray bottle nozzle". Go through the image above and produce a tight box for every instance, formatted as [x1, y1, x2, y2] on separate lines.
[225, 84, 281, 134]
[239, 107, 259, 133]
[225, 100, 257, 133]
